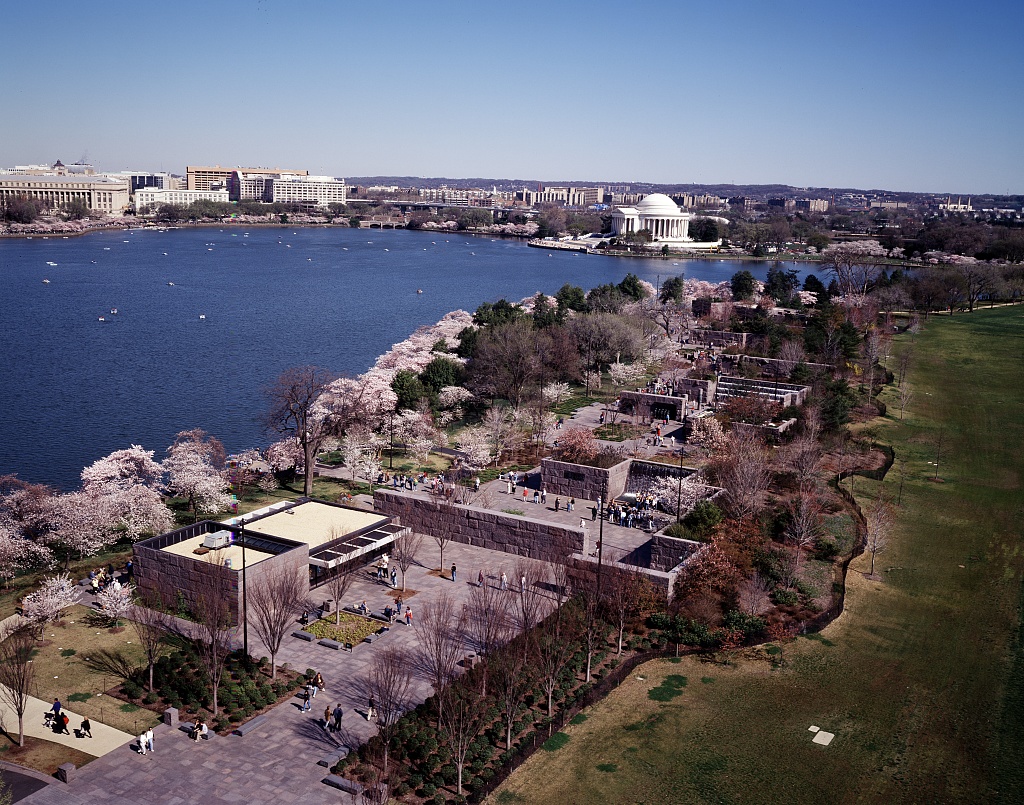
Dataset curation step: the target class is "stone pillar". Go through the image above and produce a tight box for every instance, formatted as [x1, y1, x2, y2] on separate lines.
[163, 707, 179, 727]
[57, 764, 76, 783]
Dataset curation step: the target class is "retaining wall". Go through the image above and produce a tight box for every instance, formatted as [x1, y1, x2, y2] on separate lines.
[539, 457, 631, 502]
[374, 490, 587, 561]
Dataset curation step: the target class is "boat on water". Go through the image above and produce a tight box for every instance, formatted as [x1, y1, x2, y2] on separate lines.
[98, 316, 105, 322]
[46, 261, 58, 266]
[199, 314, 206, 320]
[42, 279, 50, 284]
[110, 308, 118, 315]
[417, 289, 423, 294]
[168, 282, 175, 286]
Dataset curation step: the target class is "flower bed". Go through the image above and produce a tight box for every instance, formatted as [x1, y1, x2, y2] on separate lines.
[307, 613, 380, 645]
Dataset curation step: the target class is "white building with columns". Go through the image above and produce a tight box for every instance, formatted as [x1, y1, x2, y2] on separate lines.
[611, 193, 720, 249]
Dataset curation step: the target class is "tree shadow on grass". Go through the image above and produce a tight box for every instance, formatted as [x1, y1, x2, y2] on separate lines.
[81, 649, 140, 682]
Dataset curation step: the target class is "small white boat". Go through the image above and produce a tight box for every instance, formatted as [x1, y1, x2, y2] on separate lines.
[43, 279, 51, 284]
[199, 314, 206, 320]
[384, 248, 389, 252]
[103, 247, 111, 250]
[46, 261, 57, 266]
[286, 244, 291, 248]
[416, 289, 423, 294]
[123, 240, 129, 243]
[110, 308, 118, 314]
[163, 252, 168, 255]
[207, 248, 213, 251]
[342, 247, 348, 251]
[98, 316, 105, 322]
[168, 282, 175, 286]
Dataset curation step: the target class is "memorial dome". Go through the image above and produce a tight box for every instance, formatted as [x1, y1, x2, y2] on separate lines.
[634, 193, 681, 214]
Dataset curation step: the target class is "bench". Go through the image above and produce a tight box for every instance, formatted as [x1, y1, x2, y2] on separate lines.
[369, 612, 391, 624]
[233, 714, 269, 737]
[318, 638, 342, 650]
[178, 724, 215, 740]
[323, 775, 363, 795]
[317, 746, 349, 767]
[363, 633, 379, 645]
[343, 605, 369, 617]
[292, 630, 316, 642]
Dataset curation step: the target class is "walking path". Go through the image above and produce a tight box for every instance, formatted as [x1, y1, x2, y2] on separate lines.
[0, 692, 133, 758]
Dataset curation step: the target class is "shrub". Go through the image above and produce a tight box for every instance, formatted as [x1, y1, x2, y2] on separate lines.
[122, 681, 142, 700]
[814, 536, 839, 560]
[770, 589, 799, 607]
[542, 732, 570, 751]
[419, 783, 437, 798]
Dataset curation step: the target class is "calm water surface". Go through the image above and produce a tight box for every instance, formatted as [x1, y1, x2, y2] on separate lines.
[0, 226, 808, 489]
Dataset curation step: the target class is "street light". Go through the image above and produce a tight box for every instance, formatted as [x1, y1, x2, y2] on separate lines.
[238, 519, 248, 658]
[596, 482, 606, 597]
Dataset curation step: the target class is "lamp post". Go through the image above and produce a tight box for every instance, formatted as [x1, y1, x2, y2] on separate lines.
[676, 446, 686, 524]
[596, 482, 606, 597]
[239, 520, 248, 658]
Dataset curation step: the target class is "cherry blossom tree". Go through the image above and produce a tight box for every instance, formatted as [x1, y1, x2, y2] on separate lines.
[266, 438, 304, 474]
[607, 360, 647, 389]
[48, 491, 114, 562]
[541, 382, 571, 406]
[21, 572, 77, 630]
[81, 445, 163, 492]
[0, 475, 56, 543]
[650, 471, 716, 519]
[456, 426, 494, 469]
[96, 582, 136, 626]
[689, 416, 728, 456]
[822, 240, 887, 296]
[555, 427, 599, 464]
[164, 431, 232, 521]
[0, 519, 53, 588]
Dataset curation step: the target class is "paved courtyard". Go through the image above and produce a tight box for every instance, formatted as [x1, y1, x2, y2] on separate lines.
[18, 540, 560, 805]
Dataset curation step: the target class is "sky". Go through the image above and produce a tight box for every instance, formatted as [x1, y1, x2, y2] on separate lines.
[3, 0, 1022, 195]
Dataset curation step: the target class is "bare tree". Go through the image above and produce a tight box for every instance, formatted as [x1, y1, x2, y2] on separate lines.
[605, 563, 653, 655]
[391, 531, 424, 592]
[492, 643, 534, 750]
[535, 617, 579, 718]
[246, 565, 306, 678]
[414, 591, 464, 706]
[132, 591, 168, 693]
[785, 435, 822, 494]
[572, 583, 603, 683]
[718, 430, 772, 519]
[264, 365, 338, 497]
[324, 560, 357, 626]
[741, 570, 773, 616]
[864, 496, 893, 578]
[0, 626, 35, 746]
[433, 527, 453, 577]
[785, 489, 823, 577]
[898, 385, 914, 421]
[367, 646, 413, 774]
[514, 560, 548, 639]
[193, 567, 234, 716]
[463, 580, 513, 696]
[438, 684, 490, 798]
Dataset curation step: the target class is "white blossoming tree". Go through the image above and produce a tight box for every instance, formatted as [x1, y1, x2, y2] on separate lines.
[48, 491, 114, 562]
[96, 582, 136, 626]
[22, 572, 78, 631]
[456, 426, 494, 469]
[541, 382, 571, 406]
[81, 445, 172, 541]
[650, 472, 716, 520]
[0, 518, 53, 589]
[689, 416, 729, 456]
[164, 432, 232, 522]
[607, 360, 647, 389]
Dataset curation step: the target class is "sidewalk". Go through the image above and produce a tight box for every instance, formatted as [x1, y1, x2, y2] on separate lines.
[0, 690, 134, 758]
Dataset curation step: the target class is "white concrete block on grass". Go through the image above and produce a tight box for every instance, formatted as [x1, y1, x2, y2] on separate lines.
[812, 730, 835, 746]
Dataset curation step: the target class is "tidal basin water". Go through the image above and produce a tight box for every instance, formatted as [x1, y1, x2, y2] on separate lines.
[0, 226, 810, 489]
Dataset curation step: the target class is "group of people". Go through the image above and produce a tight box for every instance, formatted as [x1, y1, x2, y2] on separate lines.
[88, 562, 129, 594]
[46, 698, 84, 736]
[605, 501, 658, 531]
[386, 472, 425, 491]
[300, 671, 327, 712]
[373, 554, 398, 588]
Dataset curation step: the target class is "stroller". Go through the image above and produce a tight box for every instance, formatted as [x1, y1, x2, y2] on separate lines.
[43, 711, 56, 728]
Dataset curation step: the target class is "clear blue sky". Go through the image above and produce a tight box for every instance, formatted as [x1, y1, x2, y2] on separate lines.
[3, 0, 1021, 194]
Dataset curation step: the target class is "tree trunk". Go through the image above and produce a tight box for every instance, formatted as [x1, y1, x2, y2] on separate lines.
[617, 626, 623, 655]
[547, 689, 553, 718]
[303, 441, 314, 497]
[18, 713, 24, 747]
[271, 654, 277, 679]
[149, 661, 155, 693]
[506, 722, 512, 750]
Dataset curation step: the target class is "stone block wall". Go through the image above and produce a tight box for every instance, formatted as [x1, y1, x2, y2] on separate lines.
[649, 534, 704, 572]
[134, 525, 308, 626]
[539, 457, 631, 502]
[374, 490, 587, 562]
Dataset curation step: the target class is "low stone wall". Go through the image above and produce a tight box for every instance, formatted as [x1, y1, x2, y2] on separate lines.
[649, 533, 703, 572]
[570, 553, 677, 602]
[374, 489, 587, 561]
[539, 457, 631, 502]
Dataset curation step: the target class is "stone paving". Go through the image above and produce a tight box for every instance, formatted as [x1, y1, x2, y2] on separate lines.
[19, 540, 560, 805]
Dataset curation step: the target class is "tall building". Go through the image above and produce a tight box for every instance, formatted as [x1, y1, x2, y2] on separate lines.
[266, 175, 347, 208]
[187, 165, 308, 194]
[134, 188, 230, 208]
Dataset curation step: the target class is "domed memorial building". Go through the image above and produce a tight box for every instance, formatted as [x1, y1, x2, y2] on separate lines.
[611, 192, 721, 249]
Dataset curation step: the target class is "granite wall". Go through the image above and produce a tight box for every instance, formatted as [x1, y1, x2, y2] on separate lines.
[539, 457, 631, 502]
[373, 489, 587, 562]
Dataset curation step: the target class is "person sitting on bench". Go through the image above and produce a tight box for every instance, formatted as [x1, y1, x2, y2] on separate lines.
[191, 719, 208, 741]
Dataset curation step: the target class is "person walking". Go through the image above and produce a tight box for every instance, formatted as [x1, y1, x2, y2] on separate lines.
[522, 488, 528, 504]
[451, 564, 457, 583]
[302, 682, 314, 711]
[405, 606, 412, 625]
[60, 713, 71, 735]
[533, 490, 539, 505]
[390, 567, 397, 588]
[541, 488, 547, 505]
[554, 498, 560, 512]
[520, 574, 526, 593]
[146, 728, 154, 754]
[51, 698, 62, 718]
[478, 569, 484, 587]
[323, 706, 332, 731]
[80, 717, 92, 738]
[367, 695, 377, 722]
[569, 497, 575, 513]
[314, 672, 325, 697]
[500, 571, 508, 590]
[332, 704, 344, 732]
[138, 731, 148, 756]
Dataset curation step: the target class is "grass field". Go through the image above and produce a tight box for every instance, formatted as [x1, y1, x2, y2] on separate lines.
[490, 305, 1024, 805]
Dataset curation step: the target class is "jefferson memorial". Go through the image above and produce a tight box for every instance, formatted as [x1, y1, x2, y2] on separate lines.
[610, 193, 721, 249]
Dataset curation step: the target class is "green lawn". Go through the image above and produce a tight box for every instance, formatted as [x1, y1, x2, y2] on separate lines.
[491, 305, 1024, 805]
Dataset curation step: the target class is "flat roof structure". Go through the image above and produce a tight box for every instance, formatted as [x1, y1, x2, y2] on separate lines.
[242, 501, 387, 548]
[160, 533, 275, 570]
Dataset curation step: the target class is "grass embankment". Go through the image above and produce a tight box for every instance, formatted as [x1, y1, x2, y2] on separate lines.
[491, 306, 1024, 805]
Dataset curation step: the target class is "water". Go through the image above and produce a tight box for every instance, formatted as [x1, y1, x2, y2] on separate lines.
[0, 226, 809, 489]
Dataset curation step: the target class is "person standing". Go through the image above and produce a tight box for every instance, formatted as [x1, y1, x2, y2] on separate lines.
[569, 497, 575, 513]
[451, 564, 457, 583]
[580, 517, 586, 529]
[478, 569, 484, 587]
[332, 704, 344, 732]
[592, 505, 598, 521]
[138, 731, 148, 756]
[80, 717, 92, 738]
[314, 672, 325, 697]
[302, 682, 314, 711]
[500, 571, 508, 590]
[555, 498, 561, 512]
[146, 728, 154, 754]
[474, 476, 481, 492]
[390, 567, 397, 588]
[541, 488, 547, 505]
[520, 574, 526, 593]
[405, 606, 412, 625]
[367, 695, 377, 721]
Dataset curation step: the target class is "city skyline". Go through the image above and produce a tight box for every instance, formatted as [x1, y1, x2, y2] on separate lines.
[3, 0, 1022, 195]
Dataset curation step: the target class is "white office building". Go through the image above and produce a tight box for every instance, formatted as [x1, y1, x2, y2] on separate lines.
[135, 188, 231, 208]
[267, 175, 346, 208]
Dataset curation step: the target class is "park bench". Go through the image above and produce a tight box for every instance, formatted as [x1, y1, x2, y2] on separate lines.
[363, 633, 379, 645]
[317, 746, 349, 767]
[291, 630, 315, 642]
[233, 714, 269, 737]
[318, 638, 342, 650]
[178, 724, 215, 741]
[369, 611, 391, 624]
[323, 775, 363, 795]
